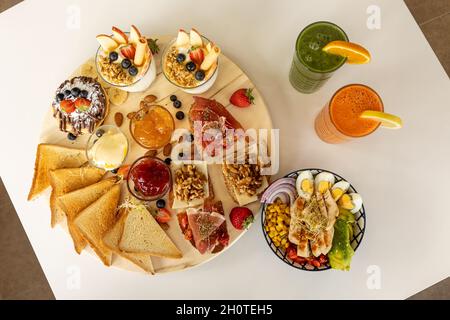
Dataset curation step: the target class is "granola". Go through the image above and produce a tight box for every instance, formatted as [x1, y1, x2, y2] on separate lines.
[164, 47, 197, 87]
[174, 164, 206, 202]
[97, 55, 133, 85]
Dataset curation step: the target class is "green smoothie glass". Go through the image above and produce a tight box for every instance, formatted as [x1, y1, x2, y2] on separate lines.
[289, 21, 348, 94]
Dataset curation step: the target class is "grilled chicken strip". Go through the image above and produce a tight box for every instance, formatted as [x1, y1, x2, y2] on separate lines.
[288, 197, 305, 245]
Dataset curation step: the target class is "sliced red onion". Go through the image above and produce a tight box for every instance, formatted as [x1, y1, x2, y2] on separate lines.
[261, 177, 298, 205]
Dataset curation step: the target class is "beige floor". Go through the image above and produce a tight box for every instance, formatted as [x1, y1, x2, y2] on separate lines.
[0, 0, 449, 300]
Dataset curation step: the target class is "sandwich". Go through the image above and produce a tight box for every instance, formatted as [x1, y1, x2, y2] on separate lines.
[28, 144, 87, 200]
[177, 199, 229, 254]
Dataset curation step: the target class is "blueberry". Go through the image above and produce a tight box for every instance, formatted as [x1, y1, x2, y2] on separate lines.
[186, 61, 196, 72]
[175, 111, 185, 120]
[176, 53, 186, 63]
[121, 59, 131, 69]
[129, 66, 138, 76]
[173, 100, 182, 108]
[109, 51, 119, 62]
[96, 129, 105, 137]
[67, 132, 77, 141]
[170, 95, 177, 102]
[80, 90, 89, 98]
[64, 89, 71, 97]
[71, 87, 81, 97]
[56, 93, 65, 102]
[111, 168, 119, 174]
[195, 70, 205, 81]
[164, 157, 172, 165]
[156, 199, 166, 208]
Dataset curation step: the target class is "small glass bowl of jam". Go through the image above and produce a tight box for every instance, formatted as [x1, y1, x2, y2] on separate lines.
[129, 105, 175, 150]
[127, 156, 172, 201]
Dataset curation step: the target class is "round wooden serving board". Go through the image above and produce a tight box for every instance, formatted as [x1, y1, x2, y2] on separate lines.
[39, 35, 273, 274]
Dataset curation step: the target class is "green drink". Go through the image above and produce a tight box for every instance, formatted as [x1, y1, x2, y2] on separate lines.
[289, 21, 348, 94]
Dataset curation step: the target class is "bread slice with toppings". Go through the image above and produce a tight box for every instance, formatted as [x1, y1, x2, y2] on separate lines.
[58, 177, 117, 254]
[49, 167, 105, 227]
[28, 144, 87, 201]
[74, 184, 121, 266]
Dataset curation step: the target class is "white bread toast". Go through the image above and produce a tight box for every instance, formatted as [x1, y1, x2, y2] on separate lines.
[28, 144, 87, 200]
[119, 207, 182, 259]
[57, 177, 117, 254]
[74, 184, 121, 266]
[49, 167, 105, 228]
[103, 212, 155, 274]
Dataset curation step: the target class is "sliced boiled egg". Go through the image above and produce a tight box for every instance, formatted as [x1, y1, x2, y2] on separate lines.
[331, 181, 350, 201]
[296, 170, 314, 200]
[338, 193, 363, 213]
[314, 172, 335, 194]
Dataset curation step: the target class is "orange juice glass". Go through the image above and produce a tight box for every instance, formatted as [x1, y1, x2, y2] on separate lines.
[315, 84, 383, 143]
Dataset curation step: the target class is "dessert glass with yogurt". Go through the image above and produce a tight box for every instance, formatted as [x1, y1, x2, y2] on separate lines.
[162, 29, 220, 94]
[95, 25, 156, 93]
[86, 125, 129, 171]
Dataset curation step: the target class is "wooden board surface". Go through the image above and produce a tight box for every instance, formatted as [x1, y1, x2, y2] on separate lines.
[39, 35, 273, 274]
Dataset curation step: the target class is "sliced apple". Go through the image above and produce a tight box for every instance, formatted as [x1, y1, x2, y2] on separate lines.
[206, 42, 212, 53]
[96, 34, 119, 52]
[134, 37, 148, 67]
[176, 29, 190, 47]
[112, 26, 128, 44]
[200, 45, 221, 70]
[129, 25, 142, 45]
[190, 28, 203, 47]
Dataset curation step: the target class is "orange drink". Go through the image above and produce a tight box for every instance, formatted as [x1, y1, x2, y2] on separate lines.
[315, 84, 383, 143]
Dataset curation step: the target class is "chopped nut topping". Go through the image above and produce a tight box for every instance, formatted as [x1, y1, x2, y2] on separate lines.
[225, 163, 263, 196]
[174, 164, 206, 202]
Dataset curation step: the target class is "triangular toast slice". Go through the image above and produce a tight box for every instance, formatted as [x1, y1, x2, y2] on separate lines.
[58, 177, 117, 254]
[75, 184, 121, 266]
[49, 167, 105, 228]
[119, 207, 182, 259]
[28, 144, 87, 200]
[103, 212, 155, 274]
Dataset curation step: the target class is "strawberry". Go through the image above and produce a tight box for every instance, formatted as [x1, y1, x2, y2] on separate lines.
[229, 88, 255, 108]
[74, 98, 91, 111]
[189, 47, 204, 65]
[60, 100, 75, 113]
[117, 164, 130, 179]
[120, 44, 136, 60]
[229, 207, 254, 230]
[155, 208, 171, 223]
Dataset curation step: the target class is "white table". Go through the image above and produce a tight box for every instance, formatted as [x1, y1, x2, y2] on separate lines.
[1, 0, 449, 300]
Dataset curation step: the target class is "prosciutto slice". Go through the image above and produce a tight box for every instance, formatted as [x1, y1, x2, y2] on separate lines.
[189, 96, 244, 130]
[179, 200, 230, 254]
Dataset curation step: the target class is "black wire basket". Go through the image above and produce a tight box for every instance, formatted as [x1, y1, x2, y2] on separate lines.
[260, 168, 366, 271]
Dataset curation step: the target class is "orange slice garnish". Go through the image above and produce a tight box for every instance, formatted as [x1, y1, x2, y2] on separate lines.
[322, 41, 371, 64]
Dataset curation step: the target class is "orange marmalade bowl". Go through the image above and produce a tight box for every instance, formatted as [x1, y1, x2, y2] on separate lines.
[129, 105, 175, 149]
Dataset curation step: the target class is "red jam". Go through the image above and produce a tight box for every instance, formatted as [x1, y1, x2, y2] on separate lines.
[129, 158, 171, 198]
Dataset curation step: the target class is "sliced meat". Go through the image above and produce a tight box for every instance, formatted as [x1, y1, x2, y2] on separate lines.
[288, 197, 305, 245]
[190, 96, 244, 130]
[323, 189, 339, 229]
